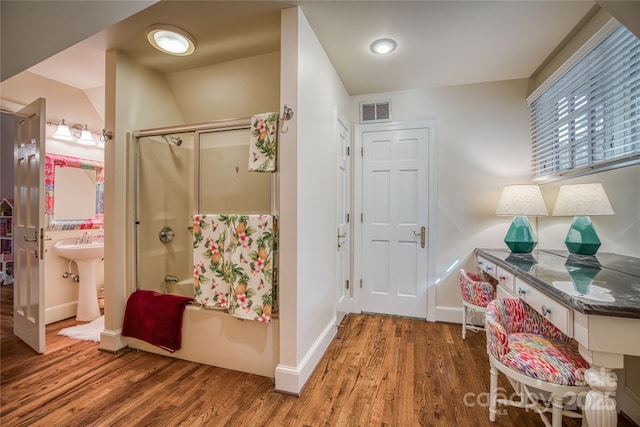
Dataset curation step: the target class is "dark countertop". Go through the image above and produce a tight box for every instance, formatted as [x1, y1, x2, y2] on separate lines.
[476, 248, 640, 319]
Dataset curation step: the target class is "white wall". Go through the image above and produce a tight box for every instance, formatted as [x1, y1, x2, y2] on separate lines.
[276, 7, 351, 394]
[101, 50, 186, 351]
[351, 79, 532, 321]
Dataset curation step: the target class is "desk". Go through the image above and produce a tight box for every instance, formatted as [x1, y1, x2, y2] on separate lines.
[476, 248, 640, 427]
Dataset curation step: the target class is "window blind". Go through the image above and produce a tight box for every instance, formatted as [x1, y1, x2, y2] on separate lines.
[529, 24, 640, 180]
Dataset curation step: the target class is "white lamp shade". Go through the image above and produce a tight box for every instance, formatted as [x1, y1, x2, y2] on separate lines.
[552, 183, 615, 216]
[77, 127, 96, 145]
[53, 121, 73, 141]
[495, 184, 548, 216]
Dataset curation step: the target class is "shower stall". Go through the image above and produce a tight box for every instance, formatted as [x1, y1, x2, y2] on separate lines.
[131, 118, 279, 377]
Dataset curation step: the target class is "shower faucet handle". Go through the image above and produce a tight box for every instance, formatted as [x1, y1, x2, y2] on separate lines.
[159, 226, 175, 243]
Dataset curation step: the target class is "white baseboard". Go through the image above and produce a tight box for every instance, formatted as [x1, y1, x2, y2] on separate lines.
[435, 305, 462, 324]
[99, 328, 127, 352]
[45, 302, 77, 325]
[275, 317, 337, 395]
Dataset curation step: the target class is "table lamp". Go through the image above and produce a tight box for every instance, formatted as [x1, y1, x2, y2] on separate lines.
[495, 184, 548, 253]
[552, 183, 614, 255]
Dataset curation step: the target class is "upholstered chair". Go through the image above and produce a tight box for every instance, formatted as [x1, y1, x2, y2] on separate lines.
[459, 269, 495, 339]
[485, 298, 591, 427]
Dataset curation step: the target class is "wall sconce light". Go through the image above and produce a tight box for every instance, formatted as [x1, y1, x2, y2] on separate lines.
[146, 24, 196, 56]
[47, 120, 111, 149]
[495, 184, 549, 253]
[52, 119, 73, 141]
[552, 183, 614, 255]
[77, 125, 97, 146]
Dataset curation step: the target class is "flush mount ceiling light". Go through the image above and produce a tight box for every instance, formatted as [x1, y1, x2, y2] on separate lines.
[370, 38, 398, 55]
[146, 24, 196, 56]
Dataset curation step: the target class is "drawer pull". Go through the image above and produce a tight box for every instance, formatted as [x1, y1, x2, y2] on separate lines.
[541, 305, 551, 316]
[499, 275, 506, 282]
[518, 288, 526, 296]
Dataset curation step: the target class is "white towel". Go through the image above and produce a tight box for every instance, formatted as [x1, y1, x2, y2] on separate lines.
[248, 112, 278, 172]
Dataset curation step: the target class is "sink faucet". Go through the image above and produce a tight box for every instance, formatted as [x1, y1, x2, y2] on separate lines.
[80, 231, 93, 244]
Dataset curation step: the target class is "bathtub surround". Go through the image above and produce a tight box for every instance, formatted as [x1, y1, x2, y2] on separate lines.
[248, 112, 279, 172]
[122, 290, 193, 353]
[193, 214, 276, 322]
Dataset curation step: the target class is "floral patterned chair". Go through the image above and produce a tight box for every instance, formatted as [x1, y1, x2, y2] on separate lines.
[459, 269, 495, 339]
[485, 298, 591, 427]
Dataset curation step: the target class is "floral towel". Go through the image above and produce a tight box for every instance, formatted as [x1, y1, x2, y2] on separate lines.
[248, 112, 278, 172]
[227, 215, 275, 322]
[193, 214, 230, 310]
[193, 214, 276, 323]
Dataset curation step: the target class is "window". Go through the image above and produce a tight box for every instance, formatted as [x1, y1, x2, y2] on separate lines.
[528, 23, 640, 180]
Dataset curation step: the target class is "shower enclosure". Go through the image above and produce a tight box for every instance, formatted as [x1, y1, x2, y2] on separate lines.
[135, 119, 274, 298]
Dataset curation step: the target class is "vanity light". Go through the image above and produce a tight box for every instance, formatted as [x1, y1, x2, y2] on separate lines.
[370, 38, 398, 55]
[77, 125, 97, 146]
[146, 24, 196, 56]
[53, 119, 74, 141]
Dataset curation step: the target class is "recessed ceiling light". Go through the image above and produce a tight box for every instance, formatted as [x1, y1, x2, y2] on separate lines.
[370, 38, 398, 55]
[146, 24, 196, 56]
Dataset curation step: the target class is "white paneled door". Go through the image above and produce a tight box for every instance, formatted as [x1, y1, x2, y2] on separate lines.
[13, 98, 46, 353]
[336, 114, 351, 324]
[361, 128, 429, 318]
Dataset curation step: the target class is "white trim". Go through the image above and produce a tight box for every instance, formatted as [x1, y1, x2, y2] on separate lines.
[435, 305, 463, 324]
[99, 328, 127, 352]
[353, 120, 438, 322]
[44, 301, 78, 325]
[274, 316, 337, 394]
[527, 18, 619, 104]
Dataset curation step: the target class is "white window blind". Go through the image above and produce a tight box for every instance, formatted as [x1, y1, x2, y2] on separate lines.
[529, 24, 640, 180]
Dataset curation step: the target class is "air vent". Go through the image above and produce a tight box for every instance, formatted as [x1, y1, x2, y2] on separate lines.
[360, 100, 391, 123]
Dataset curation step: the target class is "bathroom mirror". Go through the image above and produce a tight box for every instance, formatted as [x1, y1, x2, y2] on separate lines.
[45, 153, 104, 230]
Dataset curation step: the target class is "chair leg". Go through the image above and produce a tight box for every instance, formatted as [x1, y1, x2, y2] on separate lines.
[489, 362, 498, 422]
[462, 305, 467, 339]
[551, 395, 563, 427]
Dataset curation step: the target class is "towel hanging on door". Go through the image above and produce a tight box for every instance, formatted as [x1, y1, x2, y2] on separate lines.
[248, 112, 278, 172]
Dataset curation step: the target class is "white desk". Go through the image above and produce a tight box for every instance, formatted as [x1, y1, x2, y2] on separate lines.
[476, 249, 640, 427]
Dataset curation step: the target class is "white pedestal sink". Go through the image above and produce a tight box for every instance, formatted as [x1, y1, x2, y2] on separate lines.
[53, 238, 104, 321]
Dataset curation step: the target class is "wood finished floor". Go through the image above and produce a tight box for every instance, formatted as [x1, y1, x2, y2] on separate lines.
[1, 284, 636, 427]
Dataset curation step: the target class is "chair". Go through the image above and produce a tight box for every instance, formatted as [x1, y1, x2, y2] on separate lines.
[459, 269, 495, 339]
[485, 298, 591, 427]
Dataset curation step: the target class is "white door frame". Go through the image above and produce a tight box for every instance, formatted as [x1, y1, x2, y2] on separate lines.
[353, 120, 437, 322]
[336, 109, 352, 323]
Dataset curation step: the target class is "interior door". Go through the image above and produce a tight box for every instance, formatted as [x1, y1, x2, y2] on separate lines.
[361, 127, 429, 318]
[13, 98, 46, 353]
[336, 115, 351, 323]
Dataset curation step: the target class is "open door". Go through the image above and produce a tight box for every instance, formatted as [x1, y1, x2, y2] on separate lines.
[336, 113, 352, 323]
[13, 98, 46, 353]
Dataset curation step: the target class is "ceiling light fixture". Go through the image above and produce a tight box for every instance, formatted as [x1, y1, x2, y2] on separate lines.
[370, 38, 398, 55]
[146, 24, 196, 56]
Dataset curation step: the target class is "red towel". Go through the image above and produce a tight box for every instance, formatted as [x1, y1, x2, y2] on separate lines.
[122, 290, 193, 353]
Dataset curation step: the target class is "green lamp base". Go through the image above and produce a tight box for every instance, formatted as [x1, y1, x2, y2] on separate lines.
[504, 215, 537, 253]
[565, 216, 602, 256]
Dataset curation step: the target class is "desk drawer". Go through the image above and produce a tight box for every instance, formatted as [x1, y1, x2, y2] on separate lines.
[497, 267, 515, 293]
[477, 256, 497, 279]
[515, 278, 573, 337]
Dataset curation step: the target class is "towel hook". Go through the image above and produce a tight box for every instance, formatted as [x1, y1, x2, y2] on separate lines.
[280, 104, 294, 134]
